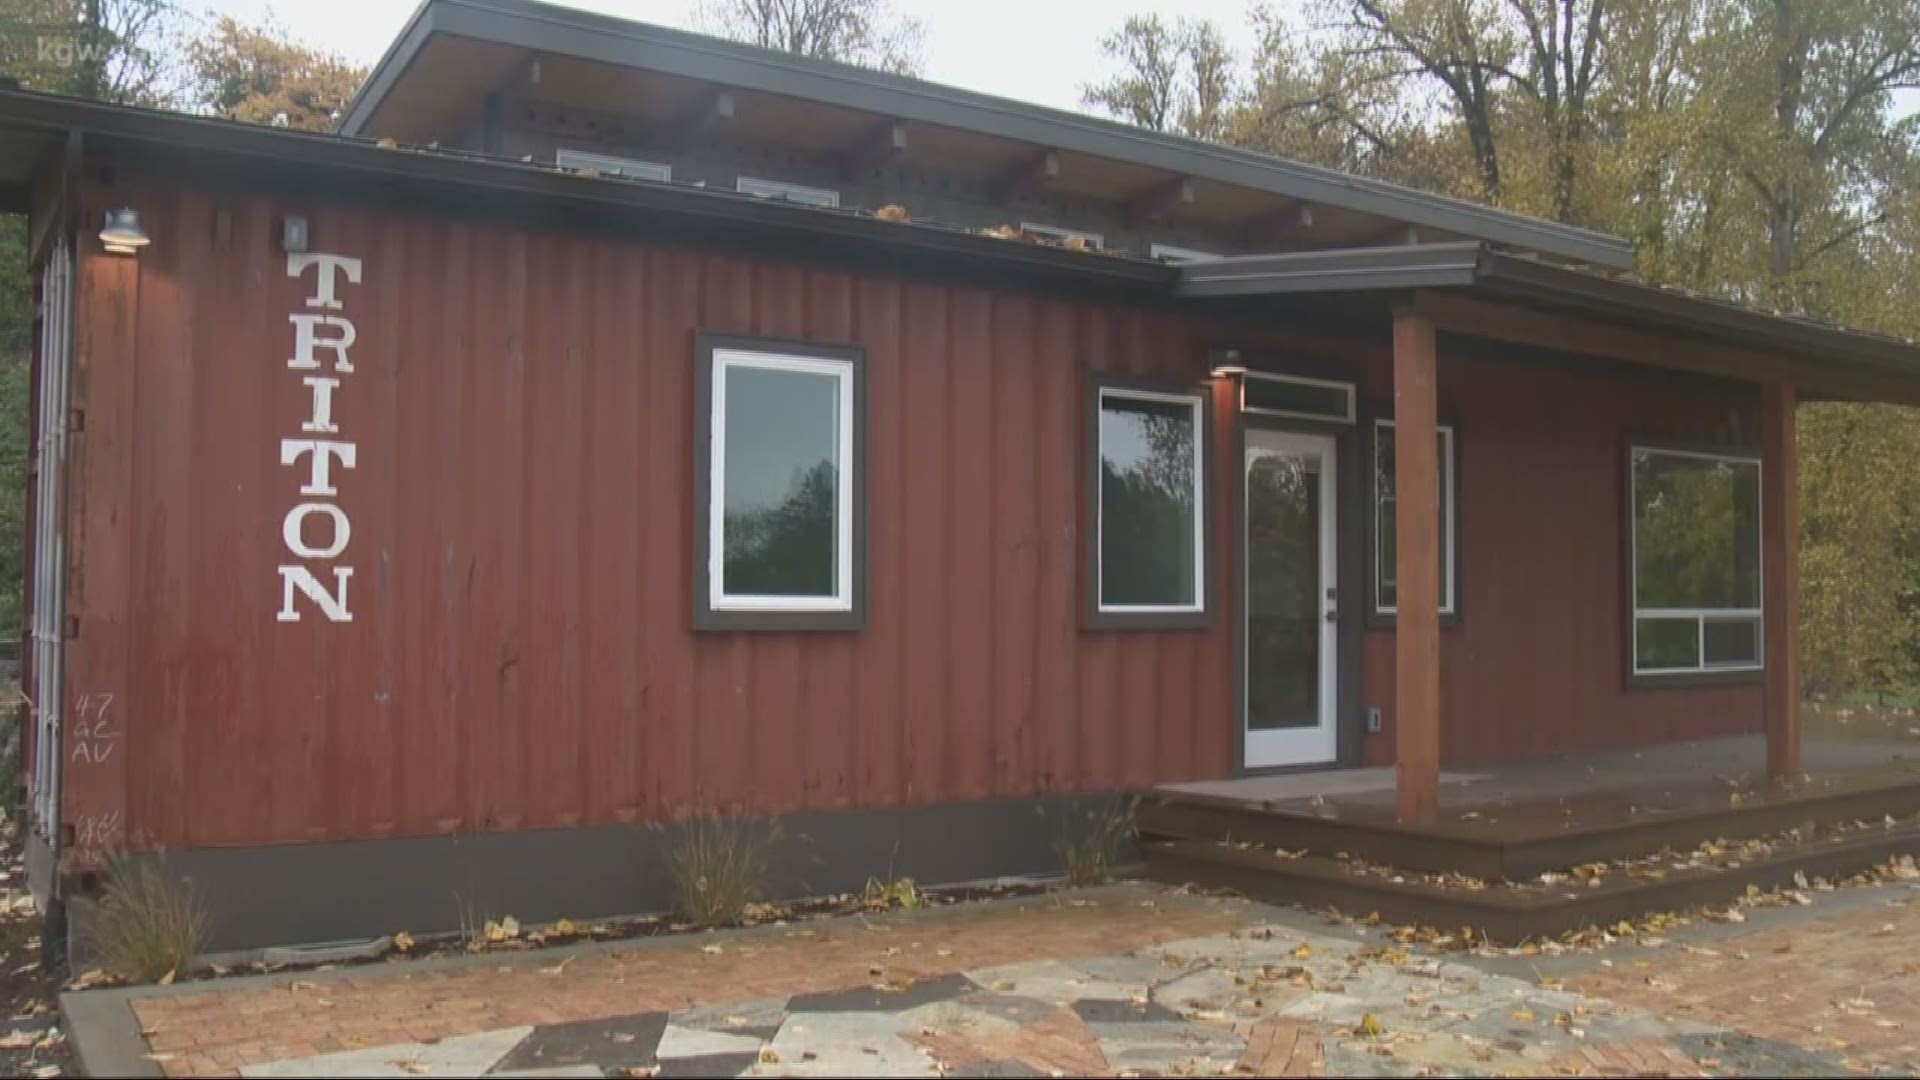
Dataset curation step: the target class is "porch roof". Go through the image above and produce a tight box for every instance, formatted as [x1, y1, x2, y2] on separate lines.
[1178, 243, 1920, 406]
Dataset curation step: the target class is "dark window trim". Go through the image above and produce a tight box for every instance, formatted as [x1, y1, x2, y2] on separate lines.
[1363, 411, 1465, 630]
[1083, 373, 1213, 631]
[693, 330, 867, 632]
[1621, 434, 1764, 688]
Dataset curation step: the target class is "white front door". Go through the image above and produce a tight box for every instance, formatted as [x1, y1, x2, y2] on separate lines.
[1243, 429, 1339, 769]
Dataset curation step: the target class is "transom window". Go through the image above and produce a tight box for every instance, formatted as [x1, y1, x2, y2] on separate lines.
[556, 148, 671, 182]
[1373, 420, 1458, 617]
[1629, 446, 1763, 676]
[696, 335, 863, 629]
[1090, 381, 1207, 625]
[1240, 372, 1355, 423]
[736, 176, 841, 207]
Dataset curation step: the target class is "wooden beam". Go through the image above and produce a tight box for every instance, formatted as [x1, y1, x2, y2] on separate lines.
[991, 148, 1058, 200]
[1762, 380, 1802, 782]
[842, 119, 907, 179]
[1392, 306, 1442, 824]
[1128, 174, 1195, 223]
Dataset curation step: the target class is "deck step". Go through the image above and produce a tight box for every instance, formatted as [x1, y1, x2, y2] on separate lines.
[1138, 777, 1920, 881]
[1144, 822, 1920, 943]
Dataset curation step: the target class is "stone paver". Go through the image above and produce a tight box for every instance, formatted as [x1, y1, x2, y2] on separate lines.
[101, 883, 1920, 1077]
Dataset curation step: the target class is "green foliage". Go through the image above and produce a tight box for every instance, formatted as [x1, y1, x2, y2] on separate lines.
[1052, 799, 1135, 888]
[0, 218, 27, 638]
[187, 16, 367, 131]
[659, 814, 780, 928]
[1089, 0, 1920, 694]
[859, 874, 921, 911]
[87, 854, 210, 983]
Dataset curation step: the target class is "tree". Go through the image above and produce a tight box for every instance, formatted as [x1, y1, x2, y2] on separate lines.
[693, 0, 924, 75]
[1081, 14, 1237, 140]
[0, 0, 185, 105]
[189, 16, 365, 131]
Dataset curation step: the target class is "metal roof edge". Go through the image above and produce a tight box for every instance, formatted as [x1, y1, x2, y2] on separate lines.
[0, 88, 1175, 293]
[342, 0, 1635, 270]
[337, 0, 439, 136]
[1174, 243, 1485, 298]
[1474, 252, 1920, 375]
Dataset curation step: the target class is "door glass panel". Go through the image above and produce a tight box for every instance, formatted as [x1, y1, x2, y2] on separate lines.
[1246, 451, 1322, 732]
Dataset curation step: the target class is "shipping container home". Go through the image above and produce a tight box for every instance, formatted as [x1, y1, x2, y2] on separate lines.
[7, 0, 1920, 951]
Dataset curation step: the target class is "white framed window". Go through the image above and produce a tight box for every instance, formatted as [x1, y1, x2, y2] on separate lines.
[736, 176, 841, 207]
[1090, 380, 1207, 625]
[1149, 243, 1221, 263]
[1373, 420, 1457, 617]
[1629, 446, 1763, 676]
[1020, 222, 1105, 251]
[696, 335, 864, 629]
[556, 148, 671, 182]
[1239, 372, 1355, 423]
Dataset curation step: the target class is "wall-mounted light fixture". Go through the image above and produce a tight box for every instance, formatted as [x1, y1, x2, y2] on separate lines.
[98, 208, 149, 255]
[282, 214, 310, 254]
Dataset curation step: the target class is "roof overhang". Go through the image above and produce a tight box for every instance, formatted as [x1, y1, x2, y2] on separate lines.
[1179, 243, 1920, 405]
[0, 87, 1172, 299]
[340, 0, 1635, 269]
[7, 89, 1920, 408]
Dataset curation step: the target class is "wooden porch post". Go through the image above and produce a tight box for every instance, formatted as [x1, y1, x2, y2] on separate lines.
[1761, 380, 1801, 781]
[1392, 306, 1441, 823]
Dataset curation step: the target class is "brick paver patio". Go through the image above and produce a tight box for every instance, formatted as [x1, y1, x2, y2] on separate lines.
[87, 882, 1920, 1077]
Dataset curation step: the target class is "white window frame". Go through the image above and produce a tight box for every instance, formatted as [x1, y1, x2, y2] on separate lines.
[736, 175, 841, 207]
[1095, 385, 1206, 616]
[556, 148, 672, 182]
[707, 348, 856, 613]
[1149, 243, 1221, 263]
[1239, 372, 1356, 424]
[1373, 419, 1457, 617]
[1020, 222, 1105, 251]
[1628, 445, 1765, 676]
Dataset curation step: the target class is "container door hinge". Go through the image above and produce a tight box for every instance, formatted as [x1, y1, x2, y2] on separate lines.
[65, 615, 80, 640]
[69, 408, 84, 433]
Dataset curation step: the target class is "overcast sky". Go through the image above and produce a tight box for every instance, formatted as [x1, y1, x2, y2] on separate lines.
[191, 0, 1916, 120]
[190, 0, 1269, 114]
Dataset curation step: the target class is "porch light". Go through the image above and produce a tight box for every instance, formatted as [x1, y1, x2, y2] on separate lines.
[99, 208, 150, 255]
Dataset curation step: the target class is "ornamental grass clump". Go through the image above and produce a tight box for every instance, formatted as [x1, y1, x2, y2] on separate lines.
[661, 814, 781, 927]
[88, 854, 210, 984]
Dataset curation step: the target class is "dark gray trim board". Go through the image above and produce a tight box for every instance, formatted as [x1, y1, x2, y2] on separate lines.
[692, 331, 868, 632]
[1083, 373, 1215, 631]
[72, 793, 1129, 954]
[340, 0, 1633, 269]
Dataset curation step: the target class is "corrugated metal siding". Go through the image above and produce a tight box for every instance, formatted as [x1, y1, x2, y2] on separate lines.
[55, 180, 1764, 855]
[64, 184, 1238, 852]
[1356, 346, 1764, 766]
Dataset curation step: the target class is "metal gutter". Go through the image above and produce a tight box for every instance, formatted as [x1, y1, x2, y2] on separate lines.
[1174, 243, 1485, 297]
[0, 88, 1173, 293]
[337, 0, 1636, 270]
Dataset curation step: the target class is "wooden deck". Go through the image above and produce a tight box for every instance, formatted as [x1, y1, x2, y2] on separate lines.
[1140, 735, 1920, 941]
